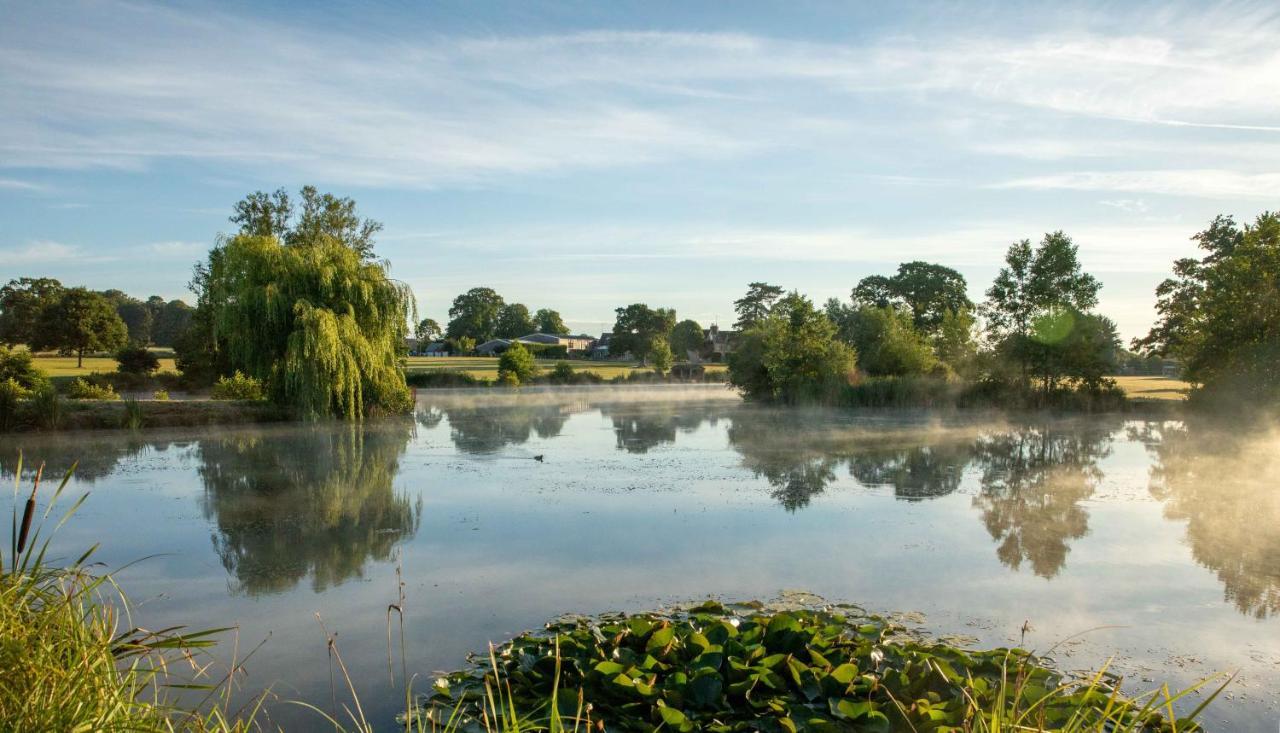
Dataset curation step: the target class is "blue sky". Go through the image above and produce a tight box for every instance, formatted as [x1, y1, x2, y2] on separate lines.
[2, 0, 1279, 340]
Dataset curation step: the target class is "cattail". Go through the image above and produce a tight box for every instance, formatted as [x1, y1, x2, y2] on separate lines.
[16, 463, 43, 555]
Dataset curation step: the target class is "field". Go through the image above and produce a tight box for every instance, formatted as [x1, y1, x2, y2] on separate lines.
[31, 354, 178, 378]
[404, 356, 727, 380]
[1110, 374, 1191, 401]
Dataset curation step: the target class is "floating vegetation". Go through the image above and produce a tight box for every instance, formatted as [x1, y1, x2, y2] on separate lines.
[411, 601, 1226, 732]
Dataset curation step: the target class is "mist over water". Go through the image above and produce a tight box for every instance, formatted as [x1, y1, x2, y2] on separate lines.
[3, 386, 1278, 729]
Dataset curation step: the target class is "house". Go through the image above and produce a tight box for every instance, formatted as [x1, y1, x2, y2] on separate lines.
[699, 325, 739, 362]
[591, 333, 614, 360]
[404, 337, 420, 355]
[476, 339, 512, 356]
[515, 332, 595, 353]
[424, 341, 448, 356]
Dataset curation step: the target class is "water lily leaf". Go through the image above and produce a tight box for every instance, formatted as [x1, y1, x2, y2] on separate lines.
[687, 672, 724, 708]
[830, 663, 858, 685]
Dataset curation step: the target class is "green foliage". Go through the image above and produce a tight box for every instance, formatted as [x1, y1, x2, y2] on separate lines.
[497, 342, 538, 385]
[447, 287, 505, 343]
[733, 282, 784, 330]
[152, 389, 170, 401]
[1136, 212, 1280, 408]
[728, 293, 855, 404]
[611, 304, 676, 361]
[854, 261, 972, 333]
[647, 338, 674, 376]
[101, 289, 154, 345]
[670, 319, 704, 359]
[0, 277, 64, 346]
[230, 185, 383, 259]
[194, 228, 413, 419]
[414, 317, 442, 343]
[0, 379, 26, 431]
[67, 377, 120, 401]
[211, 371, 266, 401]
[115, 346, 160, 374]
[935, 307, 978, 376]
[828, 304, 938, 377]
[421, 603, 1219, 733]
[496, 303, 537, 339]
[0, 344, 48, 391]
[405, 370, 486, 388]
[548, 361, 576, 384]
[535, 308, 568, 335]
[151, 298, 194, 347]
[121, 398, 144, 429]
[29, 384, 63, 430]
[33, 288, 128, 368]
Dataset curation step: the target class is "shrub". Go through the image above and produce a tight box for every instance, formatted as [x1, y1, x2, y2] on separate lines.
[29, 384, 63, 429]
[497, 342, 538, 385]
[152, 389, 170, 401]
[115, 346, 160, 374]
[67, 377, 119, 400]
[405, 370, 486, 388]
[548, 361, 576, 384]
[0, 344, 49, 391]
[121, 398, 144, 430]
[210, 371, 265, 401]
[0, 378, 27, 431]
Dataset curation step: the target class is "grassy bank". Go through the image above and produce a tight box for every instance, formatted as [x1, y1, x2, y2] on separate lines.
[405, 356, 728, 381]
[31, 353, 179, 378]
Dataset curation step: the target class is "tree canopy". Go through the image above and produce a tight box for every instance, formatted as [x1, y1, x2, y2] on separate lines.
[495, 303, 537, 339]
[670, 319, 705, 359]
[33, 288, 128, 367]
[1136, 212, 1280, 406]
[733, 282, 784, 330]
[230, 185, 383, 259]
[446, 287, 504, 343]
[415, 318, 442, 343]
[534, 308, 567, 335]
[610, 304, 676, 361]
[0, 277, 64, 346]
[728, 292, 855, 403]
[827, 303, 938, 377]
[854, 262, 973, 333]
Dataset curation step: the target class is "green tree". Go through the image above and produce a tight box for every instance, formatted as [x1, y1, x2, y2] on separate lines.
[853, 262, 972, 334]
[610, 304, 676, 362]
[495, 303, 537, 339]
[192, 232, 413, 419]
[669, 319, 705, 359]
[497, 341, 538, 385]
[733, 282, 784, 330]
[935, 307, 978, 376]
[446, 287, 504, 343]
[101, 290, 154, 345]
[648, 338, 674, 376]
[0, 277, 64, 346]
[0, 344, 49, 390]
[984, 232, 1101, 384]
[34, 288, 128, 367]
[230, 185, 383, 259]
[830, 305, 938, 377]
[728, 292, 855, 403]
[1135, 212, 1280, 406]
[414, 318, 442, 343]
[152, 299, 194, 347]
[534, 308, 567, 335]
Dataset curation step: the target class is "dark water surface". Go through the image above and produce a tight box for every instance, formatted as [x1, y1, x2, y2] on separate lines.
[4, 386, 1278, 730]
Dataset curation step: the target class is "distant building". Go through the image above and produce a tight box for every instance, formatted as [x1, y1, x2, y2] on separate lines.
[591, 332, 613, 360]
[700, 325, 739, 362]
[476, 333, 598, 357]
[476, 339, 512, 356]
[424, 341, 448, 356]
[404, 337, 420, 354]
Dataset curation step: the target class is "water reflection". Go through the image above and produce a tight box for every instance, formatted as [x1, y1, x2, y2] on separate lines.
[1145, 423, 1280, 619]
[444, 404, 570, 454]
[970, 421, 1116, 578]
[600, 402, 721, 454]
[196, 422, 421, 595]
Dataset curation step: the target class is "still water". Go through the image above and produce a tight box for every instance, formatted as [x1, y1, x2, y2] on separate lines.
[4, 386, 1279, 730]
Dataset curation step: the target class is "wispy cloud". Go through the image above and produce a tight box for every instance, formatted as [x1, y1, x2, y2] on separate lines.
[0, 177, 48, 192]
[0, 240, 116, 265]
[992, 170, 1280, 199]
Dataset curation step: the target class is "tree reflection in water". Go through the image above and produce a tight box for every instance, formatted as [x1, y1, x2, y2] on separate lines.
[969, 420, 1117, 578]
[197, 421, 420, 595]
[444, 404, 569, 454]
[1143, 421, 1280, 619]
[601, 403, 720, 454]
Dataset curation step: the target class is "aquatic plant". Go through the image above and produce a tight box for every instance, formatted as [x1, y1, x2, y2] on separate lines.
[417, 602, 1226, 732]
[121, 398, 145, 430]
[28, 383, 63, 430]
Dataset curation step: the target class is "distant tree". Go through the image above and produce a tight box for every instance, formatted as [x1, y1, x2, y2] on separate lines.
[1135, 212, 1280, 406]
[34, 288, 128, 367]
[0, 344, 49, 390]
[451, 335, 477, 355]
[934, 307, 978, 376]
[648, 338, 674, 376]
[497, 342, 538, 385]
[101, 290, 154, 345]
[152, 300, 194, 347]
[610, 304, 676, 362]
[669, 319, 705, 359]
[534, 308, 568, 335]
[852, 262, 971, 334]
[414, 318, 442, 343]
[733, 282, 784, 330]
[728, 292, 855, 403]
[831, 305, 938, 377]
[0, 277, 64, 346]
[495, 303, 537, 339]
[230, 185, 383, 259]
[984, 232, 1101, 383]
[446, 288, 505, 343]
[1015, 309, 1120, 397]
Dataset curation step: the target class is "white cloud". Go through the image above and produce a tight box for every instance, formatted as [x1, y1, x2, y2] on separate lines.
[143, 240, 204, 257]
[0, 177, 48, 192]
[992, 170, 1280, 199]
[0, 240, 115, 265]
[1098, 199, 1149, 214]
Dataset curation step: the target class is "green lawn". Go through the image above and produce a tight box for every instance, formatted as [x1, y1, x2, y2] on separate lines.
[1110, 375, 1191, 401]
[403, 356, 727, 380]
[31, 355, 179, 378]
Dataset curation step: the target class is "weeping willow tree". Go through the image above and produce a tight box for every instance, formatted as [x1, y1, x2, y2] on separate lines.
[194, 232, 414, 419]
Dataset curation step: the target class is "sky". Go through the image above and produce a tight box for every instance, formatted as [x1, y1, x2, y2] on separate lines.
[2, 0, 1279, 341]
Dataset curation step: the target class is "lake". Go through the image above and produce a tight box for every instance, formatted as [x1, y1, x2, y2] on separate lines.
[3, 386, 1278, 730]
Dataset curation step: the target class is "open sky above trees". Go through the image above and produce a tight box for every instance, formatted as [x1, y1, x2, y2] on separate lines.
[3, 1, 1280, 341]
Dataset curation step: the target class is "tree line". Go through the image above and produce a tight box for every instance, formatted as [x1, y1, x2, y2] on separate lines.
[0, 278, 194, 366]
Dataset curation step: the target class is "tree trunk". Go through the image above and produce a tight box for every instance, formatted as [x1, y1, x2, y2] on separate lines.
[77, 348, 84, 369]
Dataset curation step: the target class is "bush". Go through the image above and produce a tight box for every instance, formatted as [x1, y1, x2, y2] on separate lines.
[152, 389, 170, 401]
[0, 345, 49, 391]
[67, 377, 120, 400]
[405, 370, 486, 388]
[497, 342, 538, 385]
[211, 371, 265, 401]
[547, 361, 576, 384]
[841, 375, 961, 408]
[29, 384, 63, 430]
[0, 378, 27, 431]
[115, 346, 160, 374]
